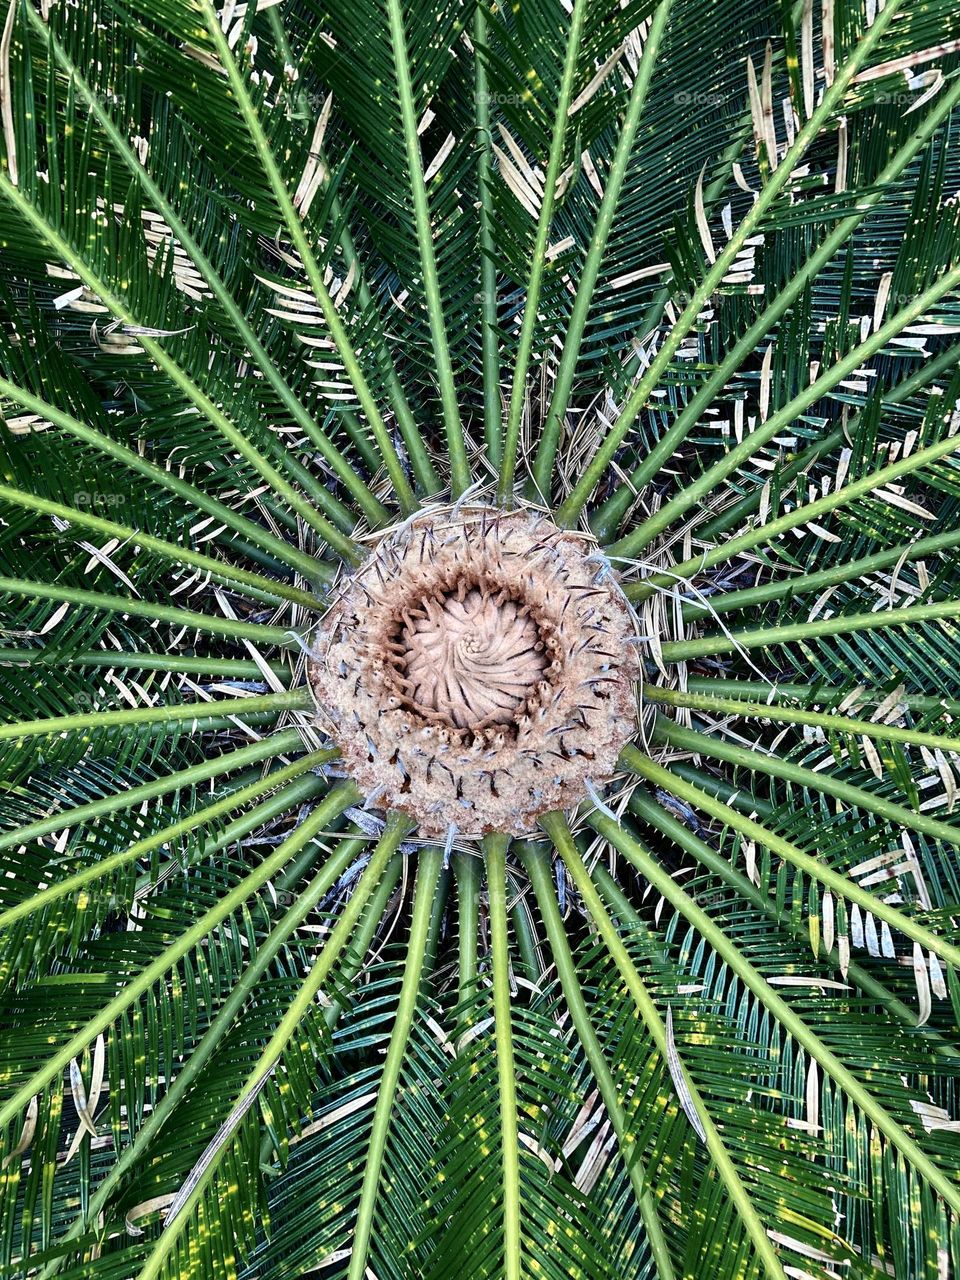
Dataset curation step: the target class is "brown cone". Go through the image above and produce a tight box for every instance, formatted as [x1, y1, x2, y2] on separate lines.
[308, 505, 640, 837]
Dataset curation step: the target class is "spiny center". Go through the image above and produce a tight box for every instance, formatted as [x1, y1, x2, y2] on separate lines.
[308, 505, 640, 837]
[401, 587, 546, 729]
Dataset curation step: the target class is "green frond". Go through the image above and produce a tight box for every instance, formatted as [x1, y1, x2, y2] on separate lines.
[1, 0, 960, 1276]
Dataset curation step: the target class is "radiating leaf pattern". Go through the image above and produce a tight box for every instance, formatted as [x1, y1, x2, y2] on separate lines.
[0, 1, 959, 1277]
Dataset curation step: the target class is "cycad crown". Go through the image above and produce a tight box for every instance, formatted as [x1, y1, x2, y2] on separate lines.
[1, 1, 960, 1279]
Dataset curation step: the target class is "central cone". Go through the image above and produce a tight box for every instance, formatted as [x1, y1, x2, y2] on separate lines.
[400, 587, 547, 729]
[308, 505, 640, 837]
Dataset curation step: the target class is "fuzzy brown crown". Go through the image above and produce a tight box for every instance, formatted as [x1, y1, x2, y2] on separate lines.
[308, 506, 640, 837]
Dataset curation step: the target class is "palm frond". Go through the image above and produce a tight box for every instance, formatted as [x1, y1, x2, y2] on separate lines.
[1, 1, 960, 1276]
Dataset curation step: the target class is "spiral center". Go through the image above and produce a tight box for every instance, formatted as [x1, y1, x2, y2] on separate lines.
[399, 587, 547, 729]
[308, 505, 640, 837]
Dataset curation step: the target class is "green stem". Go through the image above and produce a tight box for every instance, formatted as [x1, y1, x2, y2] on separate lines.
[0, 483, 328, 604]
[530, 0, 672, 498]
[199, 2, 417, 515]
[596, 72, 960, 550]
[425, 866, 451, 974]
[483, 834, 520, 1280]
[627, 787, 960, 1055]
[0, 377, 329, 584]
[474, 0, 502, 465]
[660, 595, 960, 663]
[149, 770, 332, 900]
[36, 771, 330, 1273]
[591, 808, 960, 1212]
[628, 430, 960, 602]
[509, 887, 543, 985]
[624, 743, 960, 970]
[40, 827, 379, 1277]
[137, 708, 291, 737]
[0, 747, 334, 930]
[243, 847, 405, 1169]
[541, 811, 787, 1280]
[696, 344, 960, 543]
[684, 676, 960, 718]
[382, 0, 470, 497]
[347, 844, 442, 1280]
[138, 818, 408, 1280]
[0, 783, 358, 1129]
[587, 116, 756, 542]
[322, 854, 404, 1034]
[497, 0, 588, 501]
[652, 713, 960, 849]
[0, 175, 361, 561]
[0, 688, 310, 746]
[522, 846, 677, 1280]
[608, 263, 960, 554]
[454, 851, 481, 1041]
[0, 649, 288, 677]
[553, 0, 904, 527]
[0, 574, 299, 646]
[665, 759, 775, 818]
[648, 686, 960, 754]
[678, 527, 960, 621]
[317, 245, 436, 492]
[263, 8, 437, 494]
[28, 8, 390, 531]
[0, 726, 303, 853]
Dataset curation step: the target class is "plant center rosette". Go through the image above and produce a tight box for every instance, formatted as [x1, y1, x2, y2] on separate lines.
[308, 505, 640, 837]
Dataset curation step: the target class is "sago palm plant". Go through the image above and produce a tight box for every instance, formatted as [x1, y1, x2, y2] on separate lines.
[1, 0, 960, 1275]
